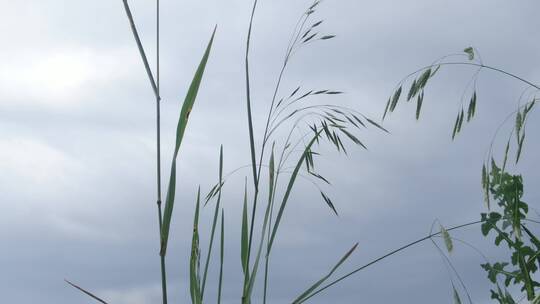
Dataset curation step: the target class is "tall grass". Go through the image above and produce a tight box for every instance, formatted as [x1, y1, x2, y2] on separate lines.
[66, 1, 539, 304]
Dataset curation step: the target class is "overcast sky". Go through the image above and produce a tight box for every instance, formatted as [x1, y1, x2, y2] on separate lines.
[1, 0, 540, 303]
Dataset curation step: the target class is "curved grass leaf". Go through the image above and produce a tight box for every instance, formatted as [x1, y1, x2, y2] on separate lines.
[292, 243, 358, 304]
[160, 27, 217, 256]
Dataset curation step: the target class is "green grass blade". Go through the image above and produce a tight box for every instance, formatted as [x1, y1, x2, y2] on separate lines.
[65, 280, 109, 304]
[189, 188, 202, 304]
[160, 27, 217, 256]
[241, 180, 249, 275]
[453, 284, 462, 304]
[241, 179, 251, 303]
[268, 130, 322, 252]
[245, 0, 259, 190]
[121, 0, 158, 99]
[218, 209, 225, 304]
[201, 145, 224, 299]
[246, 145, 276, 298]
[292, 243, 358, 303]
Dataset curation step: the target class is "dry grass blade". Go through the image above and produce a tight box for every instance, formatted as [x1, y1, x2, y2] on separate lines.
[65, 280, 109, 304]
[160, 27, 217, 256]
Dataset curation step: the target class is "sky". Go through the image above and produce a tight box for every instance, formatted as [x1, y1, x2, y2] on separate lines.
[1, 0, 540, 303]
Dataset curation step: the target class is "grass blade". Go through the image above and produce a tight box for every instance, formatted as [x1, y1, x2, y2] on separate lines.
[453, 284, 462, 304]
[246, 145, 276, 299]
[218, 209, 225, 304]
[292, 243, 358, 303]
[160, 27, 217, 256]
[268, 130, 322, 252]
[245, 0, 260, 190]
[241, 180, 249, 275]
[65, 280, 109, 304]
[121, 0, 158, 99]
[201, 145, 224, 299]
[189, 188, 202, 304]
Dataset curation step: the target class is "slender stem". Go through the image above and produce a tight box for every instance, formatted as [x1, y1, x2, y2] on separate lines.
[155, 1, 168, 304]
[298, 220, 484, 303]
[243, 2, 259, 301]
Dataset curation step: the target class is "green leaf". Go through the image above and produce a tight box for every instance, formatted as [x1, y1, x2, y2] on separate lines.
[292, 243, 358, 303]
[121, 0, 159, 99]
[440, 224, 453, 253]
[245, 146, 276, 299]
[161, 27, 217, 256]
[241, 180, 249, 275]
[464, 47, 474, 60]
[217, 209, 225, 304]
[65, 280, 109, 304]
[201, 146, 224, 299]
[453, 284, 462, 304]
[190, 188, 202, 304]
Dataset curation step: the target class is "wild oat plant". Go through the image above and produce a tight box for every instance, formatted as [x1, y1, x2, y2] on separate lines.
[67, 1, 385, 303]
[384, 46, 539, 303]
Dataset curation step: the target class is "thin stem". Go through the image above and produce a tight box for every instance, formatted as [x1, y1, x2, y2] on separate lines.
[155, 1, 167, 304]
[298, 220, 483, 303]
[244, 2, 259, 301]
